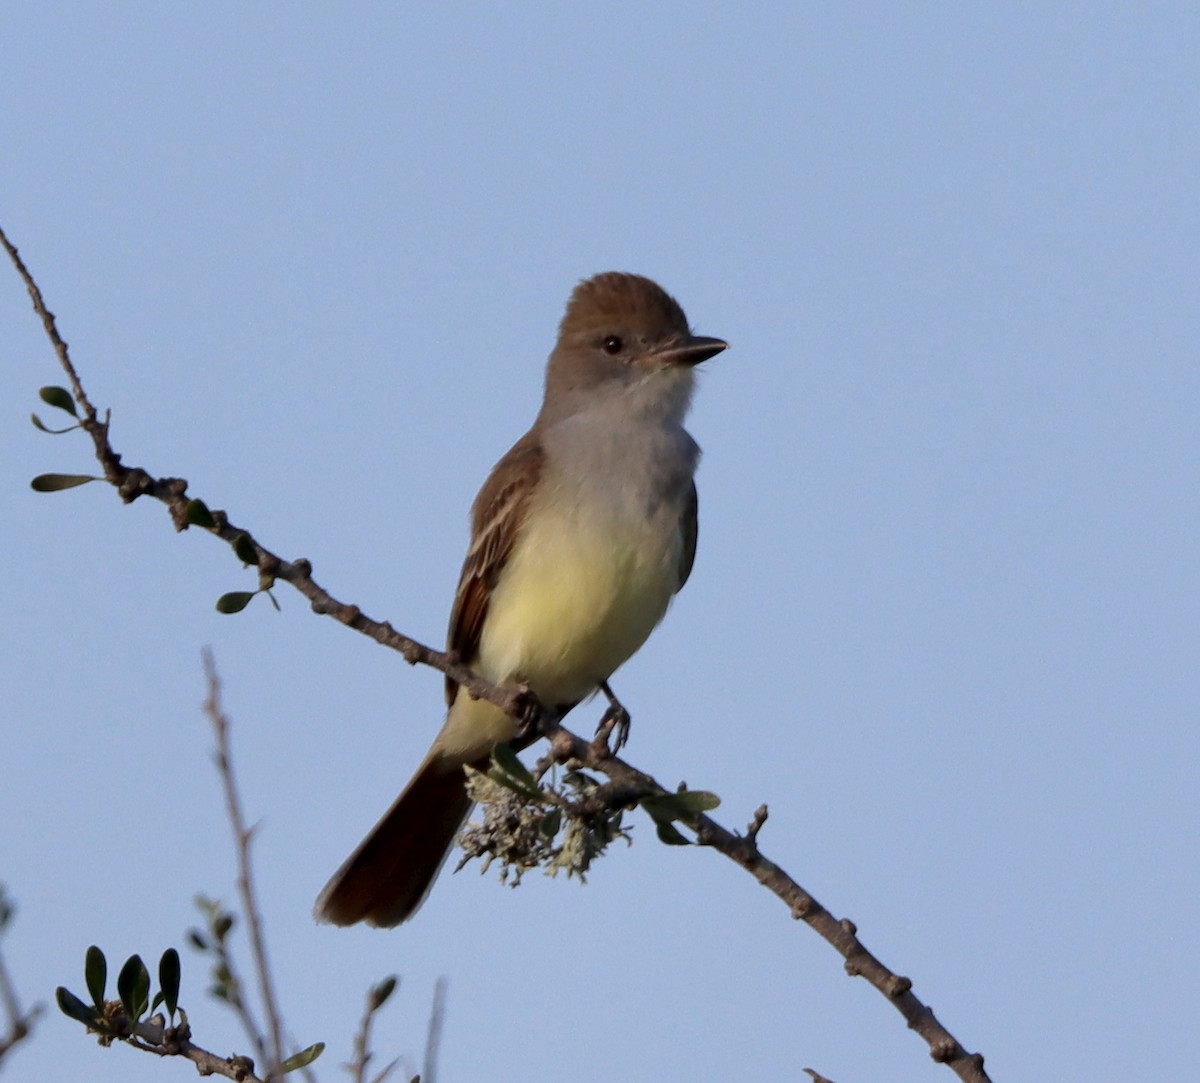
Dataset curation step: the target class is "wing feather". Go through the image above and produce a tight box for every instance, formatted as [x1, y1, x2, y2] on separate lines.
[677, 480, 698, 591]
[445, 431, 544, 705]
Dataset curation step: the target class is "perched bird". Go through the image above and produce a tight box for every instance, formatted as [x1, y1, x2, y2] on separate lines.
[315, 272, 727, 926]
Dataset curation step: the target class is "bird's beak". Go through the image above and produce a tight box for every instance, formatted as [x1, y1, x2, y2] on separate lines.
[652, 334, 729, 367]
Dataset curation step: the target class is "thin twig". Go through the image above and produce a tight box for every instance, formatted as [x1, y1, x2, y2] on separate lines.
[126, 1012, 268, 1082]
[203, 651, 287, 1080]
[540, 720, 990, 1081]
[0, 940, 41, 1066]
[348, 989, 374, 1083]
[420, 977, 447, 1083]
[5, 224, 992, 1083]
[0, 227, 93, 423]
[348, 978, 402, 1083]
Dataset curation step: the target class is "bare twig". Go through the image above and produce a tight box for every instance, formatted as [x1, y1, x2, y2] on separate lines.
[3, 221, 513, 721]
[539, 721, 990, 1081]
[347, 975, 404, 1083]
[0, 895, 42, 1067]
[202, 652, 287, 1080]
[5, 225, 992, 1082]
[420, 977, 447, 1083]
[120, 1009, 268, 1082]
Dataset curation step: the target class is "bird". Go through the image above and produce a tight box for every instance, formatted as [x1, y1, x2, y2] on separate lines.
[315, 271, 727, 926]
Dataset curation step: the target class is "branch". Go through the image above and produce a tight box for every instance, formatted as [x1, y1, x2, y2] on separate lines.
[540, 724, 990, 1081]
[5, 224, 992, 1082]
[420, 977, 447, 1083]
[348, 977, 404, 1083]
[0, 892, 42, 1068]
[120, 1011, 269, 1083]
[202, 653, 286, 1079]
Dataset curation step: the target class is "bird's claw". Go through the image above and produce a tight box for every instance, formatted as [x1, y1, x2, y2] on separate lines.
[595, 681, 631, 753]
[600, 702, 631, 752]
[511, 682, 545, 744]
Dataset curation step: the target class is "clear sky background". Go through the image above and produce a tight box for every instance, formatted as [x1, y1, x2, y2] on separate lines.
[2, 5, 1196, 1082]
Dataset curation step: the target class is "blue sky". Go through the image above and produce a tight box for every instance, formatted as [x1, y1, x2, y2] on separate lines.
[2, 5, 1197, 1081]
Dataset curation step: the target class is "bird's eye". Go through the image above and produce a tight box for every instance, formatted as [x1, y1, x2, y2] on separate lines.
[602, 335, 623, 355]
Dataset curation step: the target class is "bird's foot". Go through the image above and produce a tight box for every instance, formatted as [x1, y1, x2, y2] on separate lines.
[595, 681, 631, 754]
[511, 682, 546, 746]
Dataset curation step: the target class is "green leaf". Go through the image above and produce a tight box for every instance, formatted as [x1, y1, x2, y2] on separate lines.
[216, 591, 256, 614]
[540, 807, 562, 838]
[39, 385, 78, 416]
[280, 1042, 325, 1073]
[30, 473, 97, 492]
[492, 742, 535, 785]
[642, 793, 709, 845]
[233, 533, 259, 565]
[185, 499, 216, 528]
[487, 743, 542, 798]
[158, 948, 181, 1017]
[117, 954, 150, 1022]
[641, 790, 720, 823]
[655, 790, 720, 816]
[85, 945, 107, 1007]
[369, 976, 398, 1011]
[31, 412, 78, 434]
[193, 894, 219, 919]
[654, 819, 691, 846]
[56, 986, 99, 1026]
[186, 928, 208, 951]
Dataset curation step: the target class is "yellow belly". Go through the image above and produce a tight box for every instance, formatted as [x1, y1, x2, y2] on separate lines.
[476, 492, 680, 707]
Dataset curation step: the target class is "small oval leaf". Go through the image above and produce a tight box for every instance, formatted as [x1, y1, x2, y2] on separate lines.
[280, 1042, 325, 1074]
[185, 499, 216, 529]
[665, 790, 721, 816]
[641, 791, 719, 823]
[369, 976, 398, 1011]
[30, 412, 77, 434]
[117, 954, 150, 1022]
[492, 742, 534, 784]
[56, 986, 99, 1026]
[540, 807, 562, 838]
[85, 945, 107, 1007]
[31, 473, 97, 492]
[186, 929, 209, 951]
[654, 820, 691, 846]
[233, 533, 259, 565]
[39, 385, 78, 416]
[488, 744, 542, 798]
[216, 591, 256, 614]
[159, 948, 181, 1017]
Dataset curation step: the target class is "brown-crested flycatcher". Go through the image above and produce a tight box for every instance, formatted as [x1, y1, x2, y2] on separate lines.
[315, 272, 727, 926]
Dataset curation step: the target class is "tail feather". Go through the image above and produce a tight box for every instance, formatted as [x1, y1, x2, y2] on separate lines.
[314, 754, 476, 928]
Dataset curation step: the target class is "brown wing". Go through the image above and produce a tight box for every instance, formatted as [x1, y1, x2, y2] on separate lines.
[676, 479, 698, 591]
[445, 430, 544, 705]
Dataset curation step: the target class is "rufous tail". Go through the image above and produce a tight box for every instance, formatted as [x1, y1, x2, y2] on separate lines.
[314, 753, 476, 928]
